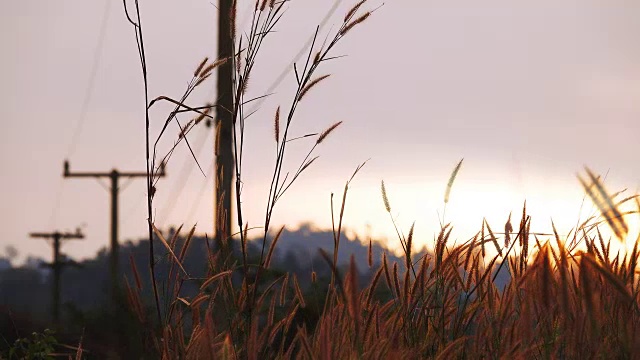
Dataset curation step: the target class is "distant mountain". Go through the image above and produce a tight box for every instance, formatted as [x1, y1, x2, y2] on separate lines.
[0, 225, 511, 326]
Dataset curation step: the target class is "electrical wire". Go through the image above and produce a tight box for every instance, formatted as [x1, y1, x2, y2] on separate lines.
[49, 0, 112, 229]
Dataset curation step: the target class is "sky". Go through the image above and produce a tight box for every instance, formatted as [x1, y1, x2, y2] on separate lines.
[1, 0, 639, 264]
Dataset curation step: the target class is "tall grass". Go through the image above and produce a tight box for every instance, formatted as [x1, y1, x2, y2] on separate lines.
[121, 0, 640, 358]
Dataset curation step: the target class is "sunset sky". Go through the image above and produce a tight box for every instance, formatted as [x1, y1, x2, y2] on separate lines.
[2, 0, 639, 264]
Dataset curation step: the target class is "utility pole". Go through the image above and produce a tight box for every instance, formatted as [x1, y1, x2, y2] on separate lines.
[63, 160, 166, 303]
[30, 229, 84, 325]
[215, 0, 234, 255]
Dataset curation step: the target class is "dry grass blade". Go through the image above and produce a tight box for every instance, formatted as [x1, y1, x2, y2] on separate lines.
[298, 74, 331, 100]
[316, 121, 342, 144]
[200, 270, 233, 290]
[264, 225, 284, 269]
[274, 106, 280, 142]
[444, 158, 463, 204]
[190, 294, 210, 309]
[151, 223, 188, 276]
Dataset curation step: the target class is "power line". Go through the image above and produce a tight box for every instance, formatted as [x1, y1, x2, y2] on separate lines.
[66, 0, 112, 159]
[156, 128, 211, 225]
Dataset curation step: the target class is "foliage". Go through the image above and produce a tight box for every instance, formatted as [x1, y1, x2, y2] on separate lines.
[5, 329, 58, 360]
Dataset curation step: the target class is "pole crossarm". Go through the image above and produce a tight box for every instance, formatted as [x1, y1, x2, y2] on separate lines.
[29, 231, 84, 240]
[29, 228, 85, 325]
[61, 159, 167, 306]
[63, 160, 166, 178]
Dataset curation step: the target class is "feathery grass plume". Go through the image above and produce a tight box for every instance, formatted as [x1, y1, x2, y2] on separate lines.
[129, 255, 143, 291]
[267, 294, 276, 327]
[240, 73, 250, 94]
[178, 225, 197, 264]
[480, 220, 486, 258]
[382, 252, 393, 292]
[346, 255, 361, 329]
[260, 0, 268, 11]
[484, 219, 502, 257]
[345, 0, 367, 22]
[292, 274, 306, 308]
[298, 74, 331, 100]
[340, 12, 371, 36]
[363, 302, 378, 339]
[464, 234, 477, 273]
[220, 334, 233, 360]
[178, 120, 194, 140]
[504, 212, 513, 247]
[402, 266, 411, 305]
[279, 272, 289, 306]
[406, 222, 415, 271]
[519, 201, 527, 247]
[194, 104, 213, 125]
[381, 180, 391, 212]
[199, 58, 229, 79]
[269, 0, 276, 7]
[265, 225, 286, 268]
[273, 106, 280, 142]
[215, 120, 222, 155]
[368, 238, 373, 267]
[194, 57, 209, 77]
[317, 121, 342, 144]
[578, 167, 629, 241]
[194, 73, 211, 87]
[444, 158, 464, 204]
[367, 266, 384, 309]
[311, 271, 317, 283]
[392, 262, 401, 299]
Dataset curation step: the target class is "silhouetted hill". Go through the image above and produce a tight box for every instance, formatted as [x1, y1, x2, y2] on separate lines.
[0, 225, 511, 340]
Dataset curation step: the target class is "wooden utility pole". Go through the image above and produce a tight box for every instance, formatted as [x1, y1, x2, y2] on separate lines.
[30, 229, 84, 325]
[63, 160, 166, 302]
[215, 0, 235, 254]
